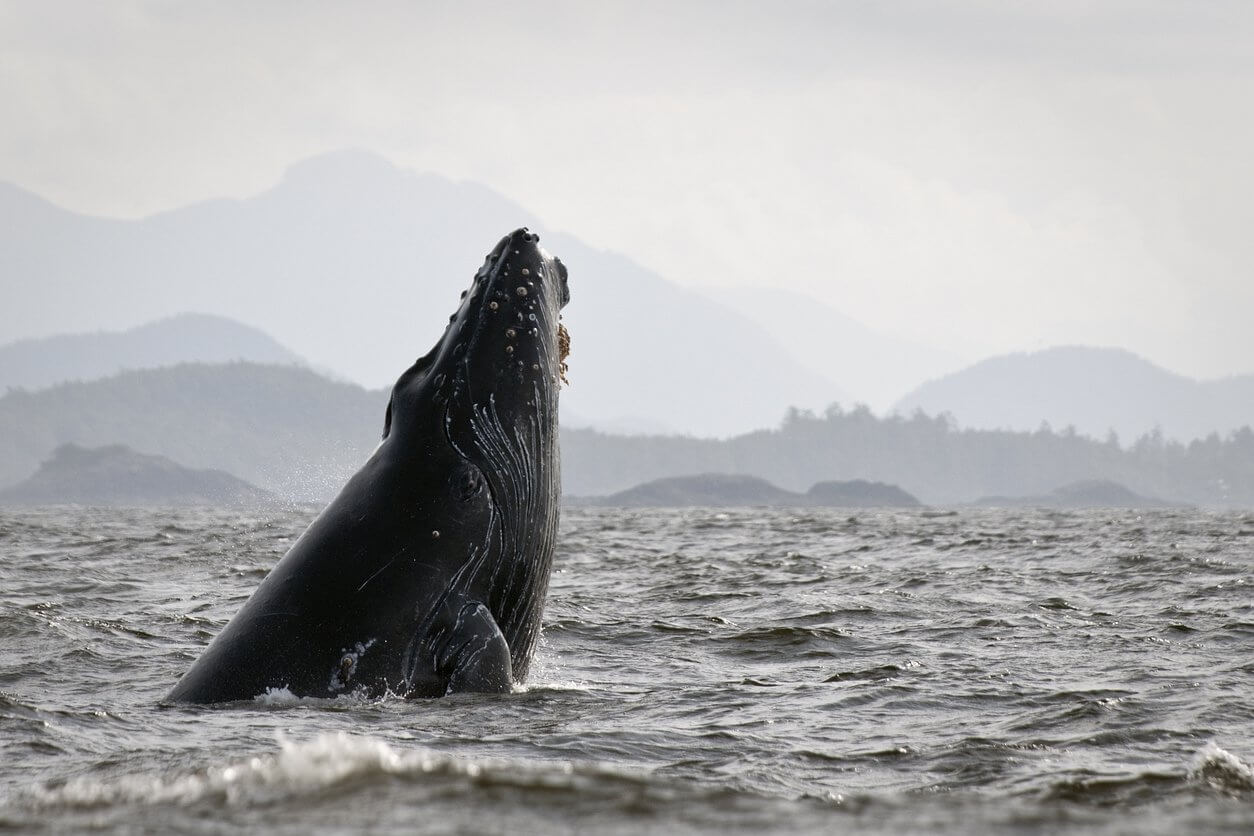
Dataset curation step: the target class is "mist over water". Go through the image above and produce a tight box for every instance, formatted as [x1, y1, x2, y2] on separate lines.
[1, 505, 1251, 834]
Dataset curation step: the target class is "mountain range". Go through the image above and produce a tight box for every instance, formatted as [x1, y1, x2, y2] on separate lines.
[1, 150, 860, 437]
[3, 311, 1250, 450]
[3, 149, 1250, 441]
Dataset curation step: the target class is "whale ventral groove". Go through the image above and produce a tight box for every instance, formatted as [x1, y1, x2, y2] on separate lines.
[166, 227, 569, 704]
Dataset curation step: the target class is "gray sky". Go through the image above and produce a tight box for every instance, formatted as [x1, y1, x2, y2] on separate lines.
[3, 0, 1252, 380]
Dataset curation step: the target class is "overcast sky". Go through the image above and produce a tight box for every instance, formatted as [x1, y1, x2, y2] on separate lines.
[3, 1, 1252, 380]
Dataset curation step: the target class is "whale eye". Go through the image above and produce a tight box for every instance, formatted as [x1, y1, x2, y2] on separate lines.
[456, 464, 485, 501]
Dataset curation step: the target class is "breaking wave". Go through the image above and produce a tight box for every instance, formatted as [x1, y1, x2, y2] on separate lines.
[21, 733, 642, 810]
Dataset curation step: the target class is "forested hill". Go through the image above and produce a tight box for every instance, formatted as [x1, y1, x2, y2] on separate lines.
[562, 406, 1254, 506]
[1, 365, 1251, 506]
[0, 362, 382, 501]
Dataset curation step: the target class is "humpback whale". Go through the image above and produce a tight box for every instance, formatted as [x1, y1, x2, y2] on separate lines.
[167, 228, 569, 702]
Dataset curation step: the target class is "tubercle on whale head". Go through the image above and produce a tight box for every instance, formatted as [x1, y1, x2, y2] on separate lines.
[435, 228, 569, 415]
[382, 228, 570, 445]
[462, 227, 569, 391]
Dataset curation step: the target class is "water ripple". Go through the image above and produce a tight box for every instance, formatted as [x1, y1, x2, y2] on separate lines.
[0, 505, 1251, 834]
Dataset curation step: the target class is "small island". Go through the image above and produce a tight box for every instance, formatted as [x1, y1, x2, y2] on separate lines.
[806, 479, 921, 507]
[975, 479, 1179, 509]
[569, 473, 922, 508]
[0, 443, 276, 507]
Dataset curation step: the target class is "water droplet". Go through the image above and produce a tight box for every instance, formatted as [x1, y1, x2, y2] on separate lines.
[516, 286, 528, 296]
[521, 267, 530, 276]
[431, 530, 440, 539]
[489, 301, 499, 310]
[505, 345, 514, 354]
[506, 328, 516, 338]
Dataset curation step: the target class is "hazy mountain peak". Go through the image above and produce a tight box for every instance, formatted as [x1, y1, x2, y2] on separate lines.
[0, 150, 918, 436]
[276, 148, 409, 191]
[961, 345, 1180, 378]
[0, 313, 307, 393]
[895, 345, 1254, 443]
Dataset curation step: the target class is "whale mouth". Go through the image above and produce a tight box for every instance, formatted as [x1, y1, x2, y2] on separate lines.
[557, 321, 571, 385]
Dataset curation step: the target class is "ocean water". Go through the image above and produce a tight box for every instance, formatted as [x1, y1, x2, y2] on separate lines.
[0, 504, 1251, 834]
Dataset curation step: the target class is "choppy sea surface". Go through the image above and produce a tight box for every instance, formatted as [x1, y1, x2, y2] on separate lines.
[0, 505, 1251, 834]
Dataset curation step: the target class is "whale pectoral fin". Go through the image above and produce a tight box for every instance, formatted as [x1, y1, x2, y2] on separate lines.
[382, 396, 393, 440]
[439, 602, 513, 694]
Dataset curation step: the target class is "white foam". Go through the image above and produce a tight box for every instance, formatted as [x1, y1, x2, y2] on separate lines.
[514, 678, 593, 694]
[22, 733, 641, 811]
[25, 733, 451, 809]
[251, 685, 384, 707]
[252, 686, 301, 706]
[1190, 742, 1254, 793]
